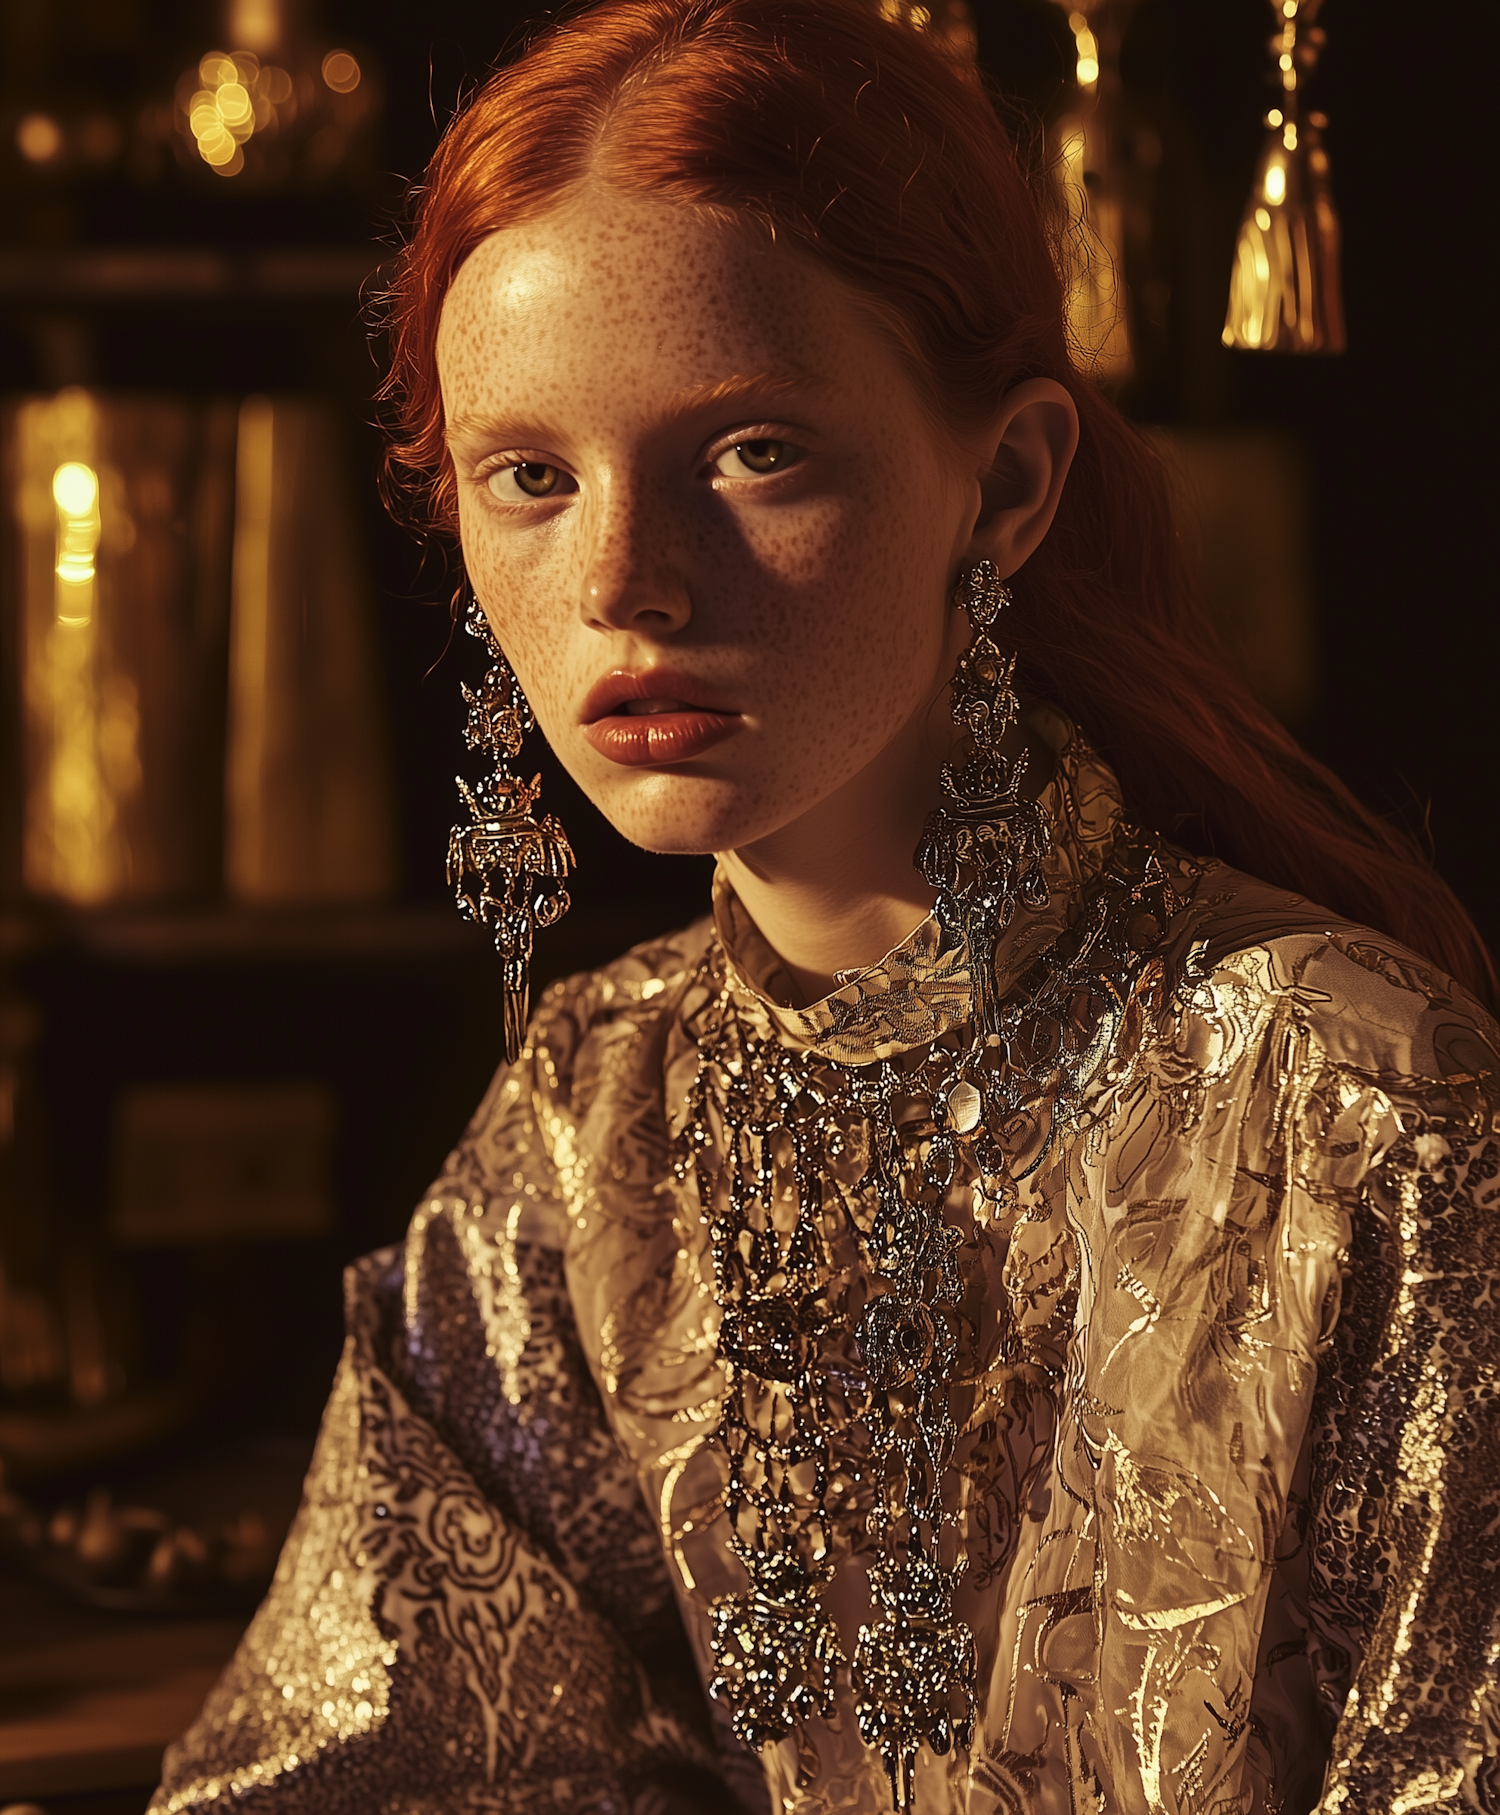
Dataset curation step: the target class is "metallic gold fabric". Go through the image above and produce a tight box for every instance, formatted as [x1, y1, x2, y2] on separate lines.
[153, 724, 1500, 1814]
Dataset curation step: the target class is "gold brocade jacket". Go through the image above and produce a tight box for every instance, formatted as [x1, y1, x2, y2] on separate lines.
[153, 733, 1500, 1815]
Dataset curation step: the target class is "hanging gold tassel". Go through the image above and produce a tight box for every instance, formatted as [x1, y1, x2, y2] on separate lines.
[1224, 0, 1345, 353]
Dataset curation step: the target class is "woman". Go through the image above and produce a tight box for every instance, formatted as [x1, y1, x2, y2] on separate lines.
[153, 2, 1499, 1810]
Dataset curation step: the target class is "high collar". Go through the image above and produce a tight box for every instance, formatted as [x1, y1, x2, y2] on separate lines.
[709, 709, 1130, 1065]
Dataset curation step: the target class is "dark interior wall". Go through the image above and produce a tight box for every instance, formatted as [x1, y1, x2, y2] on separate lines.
[1108, 0, 1494, 951]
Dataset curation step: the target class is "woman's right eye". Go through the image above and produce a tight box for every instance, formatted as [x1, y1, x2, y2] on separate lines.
[486, 462, 576, 501]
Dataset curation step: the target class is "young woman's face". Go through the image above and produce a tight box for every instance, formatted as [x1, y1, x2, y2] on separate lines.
[438, 181, 983, 856]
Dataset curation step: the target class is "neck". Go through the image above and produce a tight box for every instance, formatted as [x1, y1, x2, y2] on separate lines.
[719, 697, 1053, 1006]
[719, 709, 941, 1005]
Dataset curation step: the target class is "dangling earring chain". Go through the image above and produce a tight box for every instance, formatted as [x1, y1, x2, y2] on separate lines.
[446, 595, 575, 1065]
[916, 558, 1051, 1033]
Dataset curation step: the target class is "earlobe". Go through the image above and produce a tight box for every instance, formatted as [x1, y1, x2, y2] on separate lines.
[967, 378, 1080, 579]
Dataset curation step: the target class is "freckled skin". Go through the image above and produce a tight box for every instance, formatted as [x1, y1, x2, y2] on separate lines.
[440, 184, 976, 844]
[437, 181, 1077, 987]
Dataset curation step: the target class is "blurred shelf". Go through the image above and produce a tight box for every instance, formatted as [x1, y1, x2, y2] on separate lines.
[0, 1572, 242, 1800]
[0, 246, 383, 303]
[0, 1389, 193, 1486]
[2, 904, 691, 973]
[2, 904, 488, 965]
[0, 1433, 308, 1795]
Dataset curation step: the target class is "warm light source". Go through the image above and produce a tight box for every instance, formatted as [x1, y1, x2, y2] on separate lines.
[52, 462, 99, 522]
[16, 392, 128, 902]
[872, 0, 977, 61]
[16, 113, 63, 164]
[171, 16, 375, 185]
[53, 461, 101, 615]
[1223, 0, 1343, 353]
[229, 0, 281, 54]
[1068, 11, 1099, 90]
[182, 49, 276, 176]
[1045, 1, 1131, 384]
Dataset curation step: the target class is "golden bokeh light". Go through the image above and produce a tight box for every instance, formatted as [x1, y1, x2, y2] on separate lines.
[199, 52, 240, 88]
[321, 50, 361, 94]
[230, 0, 281, 54]
[180, 49, 281, 176]
[18, 397, 128, 903]
[53, 461, 102, 614]
[52, 462, 99, 519]
[173, 27, 370, 183]
[1224, 0, 1343, 361]
[216, 82, 254, 127]
[1068, 12, 1099, 90]
[17, 113, 63, 163]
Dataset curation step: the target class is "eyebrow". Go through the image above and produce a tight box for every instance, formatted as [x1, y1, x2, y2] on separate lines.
[666, 367, 837, 413]
[444, 367, 835, 448]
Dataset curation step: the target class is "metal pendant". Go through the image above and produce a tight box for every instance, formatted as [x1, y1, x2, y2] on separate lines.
[915, 560, 1050, 1037]
[447, 598, 574, 1064]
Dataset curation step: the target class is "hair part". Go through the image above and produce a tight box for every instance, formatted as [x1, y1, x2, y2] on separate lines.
[378, 0, 1496, 1010]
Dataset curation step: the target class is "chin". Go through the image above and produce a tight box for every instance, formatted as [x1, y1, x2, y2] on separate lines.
[583, 768, 796, 859]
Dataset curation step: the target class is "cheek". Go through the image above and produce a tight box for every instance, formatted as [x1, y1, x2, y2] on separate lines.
[457, 500, 581, 736]
[737, 463, 954, 719]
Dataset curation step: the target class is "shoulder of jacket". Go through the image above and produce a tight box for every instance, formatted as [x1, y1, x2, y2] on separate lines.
[527, 912, 717, 1060]
[1169, 861, 1498, 1086]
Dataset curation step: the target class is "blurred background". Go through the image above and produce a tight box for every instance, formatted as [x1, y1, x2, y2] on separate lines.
[0, 0, 1489, 1806]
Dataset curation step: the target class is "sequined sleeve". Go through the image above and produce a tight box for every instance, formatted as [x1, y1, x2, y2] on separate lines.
[1308, 1075, 1500, 1810]
[149, 970, 741, 1815]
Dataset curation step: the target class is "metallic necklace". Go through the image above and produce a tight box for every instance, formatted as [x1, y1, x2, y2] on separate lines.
[674, 563, 1180, 1808]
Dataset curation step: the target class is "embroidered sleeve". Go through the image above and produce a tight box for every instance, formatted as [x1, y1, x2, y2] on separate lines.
[150, 985, 745, 1815]
[1309, 1082, 1500, 1810]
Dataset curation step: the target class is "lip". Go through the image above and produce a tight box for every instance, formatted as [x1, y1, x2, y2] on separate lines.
[579, 667, 744, 768]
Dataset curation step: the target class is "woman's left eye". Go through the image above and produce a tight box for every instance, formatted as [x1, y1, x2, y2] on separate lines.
[711, 438, 802, 478]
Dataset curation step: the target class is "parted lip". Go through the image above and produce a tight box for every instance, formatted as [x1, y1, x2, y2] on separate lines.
[579, 667, 740, 724]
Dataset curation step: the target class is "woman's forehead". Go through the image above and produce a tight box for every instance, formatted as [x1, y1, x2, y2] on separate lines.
[435, 183, 868, 411]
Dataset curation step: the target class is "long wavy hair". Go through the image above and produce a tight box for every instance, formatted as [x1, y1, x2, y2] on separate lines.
[378, 0, 1496, 1008]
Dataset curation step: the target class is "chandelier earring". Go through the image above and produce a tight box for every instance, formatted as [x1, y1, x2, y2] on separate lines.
[446, 593, 576, 1065]
[914, 559, 1051, 1036]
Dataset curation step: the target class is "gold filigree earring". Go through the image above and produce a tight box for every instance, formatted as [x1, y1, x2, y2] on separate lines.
[915, 559, 1050, 1035]
[447, 594, 575, 1065]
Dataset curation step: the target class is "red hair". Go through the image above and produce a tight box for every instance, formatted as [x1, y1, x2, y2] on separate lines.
[379, 0, 1496, 1009]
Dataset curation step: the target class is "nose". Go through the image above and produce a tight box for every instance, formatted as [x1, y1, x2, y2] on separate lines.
[579, 480, 693, 637]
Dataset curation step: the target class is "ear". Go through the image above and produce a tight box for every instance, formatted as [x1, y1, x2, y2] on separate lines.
[962, 378, 1080, 578]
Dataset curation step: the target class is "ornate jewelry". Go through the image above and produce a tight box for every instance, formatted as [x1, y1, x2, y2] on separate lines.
[447, 597, 575, 1065]
[916, 560, 1050, 1037]
[678, 567, 1184, 1808]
